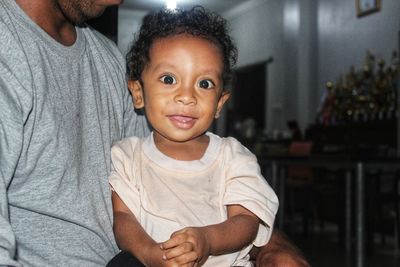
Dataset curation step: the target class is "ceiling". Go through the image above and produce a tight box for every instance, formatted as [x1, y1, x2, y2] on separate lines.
[121, 0, 254, 13]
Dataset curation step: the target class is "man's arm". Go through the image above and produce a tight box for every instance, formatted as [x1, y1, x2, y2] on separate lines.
[251, 229, 310, 267]
[0, 181, 19, 266]
[0, 61, 26, 266]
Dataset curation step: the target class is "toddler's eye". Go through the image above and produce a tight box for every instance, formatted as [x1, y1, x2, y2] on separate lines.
[199, 79, 214, 89]
[160, 75, 176, 85]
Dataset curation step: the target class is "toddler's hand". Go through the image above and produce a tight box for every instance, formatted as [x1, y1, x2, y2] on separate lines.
[145, 242, 195, 267]
[161, 227, 211, 266]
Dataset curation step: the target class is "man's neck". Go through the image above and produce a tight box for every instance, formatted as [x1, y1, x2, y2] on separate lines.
[15, 0, 77, 46]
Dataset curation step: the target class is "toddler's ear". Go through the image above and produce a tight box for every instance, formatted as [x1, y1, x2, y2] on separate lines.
[128, 80, 145, 109]
[215, 90, 230, 119]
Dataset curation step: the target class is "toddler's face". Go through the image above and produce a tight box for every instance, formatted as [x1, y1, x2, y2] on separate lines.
[130, 34, 229, 144]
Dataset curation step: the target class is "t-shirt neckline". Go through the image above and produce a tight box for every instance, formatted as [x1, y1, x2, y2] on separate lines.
[142, 132, 221, 172]
[8, 0, 85, 60]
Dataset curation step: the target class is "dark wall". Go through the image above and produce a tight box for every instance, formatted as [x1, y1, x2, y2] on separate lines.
[232, 62, 266, 130]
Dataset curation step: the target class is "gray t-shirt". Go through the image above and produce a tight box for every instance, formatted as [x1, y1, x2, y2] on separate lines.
[0, 1, 149, 266]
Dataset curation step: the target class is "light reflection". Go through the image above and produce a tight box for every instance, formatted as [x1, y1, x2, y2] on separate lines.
[166, 0, 177, 10]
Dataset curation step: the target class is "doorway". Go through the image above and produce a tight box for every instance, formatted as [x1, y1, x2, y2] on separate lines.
[226, 62, 267, 141]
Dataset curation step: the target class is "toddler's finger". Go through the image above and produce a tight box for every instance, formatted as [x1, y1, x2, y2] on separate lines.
[163, 242, 194, 260]
[172, 251, 198, 266]
[162, 233, 186, 249]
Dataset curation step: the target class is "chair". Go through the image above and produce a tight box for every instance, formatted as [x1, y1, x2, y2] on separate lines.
[286, 142, 313, 185]
[285, 142, 346, 239]
[285, 141, 315, 235]
[366, 170, 400, 255]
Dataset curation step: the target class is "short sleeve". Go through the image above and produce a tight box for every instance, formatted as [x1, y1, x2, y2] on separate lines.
[223, 138, 279, 247]
[109, 138, 142, 215]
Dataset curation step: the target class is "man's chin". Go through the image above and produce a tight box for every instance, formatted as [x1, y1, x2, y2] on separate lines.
[98, 0, 123, 6]
[110, 0, 123, 5]
[73, 8, 105, 25]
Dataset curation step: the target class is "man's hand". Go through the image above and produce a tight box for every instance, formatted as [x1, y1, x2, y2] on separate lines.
[253, 230, 310, 267]
[161, 227, 211, 266]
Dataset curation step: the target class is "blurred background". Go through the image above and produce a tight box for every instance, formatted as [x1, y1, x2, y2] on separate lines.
[88, 0, 400, 266]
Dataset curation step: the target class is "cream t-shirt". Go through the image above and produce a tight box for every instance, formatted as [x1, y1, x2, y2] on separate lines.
[109, 132, 279, 266]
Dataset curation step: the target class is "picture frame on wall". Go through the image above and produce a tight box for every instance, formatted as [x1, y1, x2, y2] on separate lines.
[356, 0, 381, 17]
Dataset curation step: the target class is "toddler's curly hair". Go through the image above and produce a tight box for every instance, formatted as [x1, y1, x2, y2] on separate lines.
[126, 6, 238, 88]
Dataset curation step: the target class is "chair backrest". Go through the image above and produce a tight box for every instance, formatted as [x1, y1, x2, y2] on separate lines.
[287, 142, 313, 185]
[288, 141, 313, 157]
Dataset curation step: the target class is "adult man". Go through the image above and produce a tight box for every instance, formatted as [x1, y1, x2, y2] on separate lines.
[0, 0, 309, 266]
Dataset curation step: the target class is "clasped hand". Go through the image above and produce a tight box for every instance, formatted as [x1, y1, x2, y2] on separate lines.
[148, 227, 210, 267]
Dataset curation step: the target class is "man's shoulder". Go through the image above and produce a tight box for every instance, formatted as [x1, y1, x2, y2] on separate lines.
[0, 2, 20, 46]
[0, 3, 34, 97]
[81, 25, 124, 63]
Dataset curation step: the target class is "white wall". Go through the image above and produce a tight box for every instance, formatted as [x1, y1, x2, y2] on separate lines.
[118, 8, 147, 57]
[225, 0, 286, 133]
[296, 0, 318, 131]
[317, 0, 400, 109]
[227, 0, 399, 133]
[225, 0, 318, 133]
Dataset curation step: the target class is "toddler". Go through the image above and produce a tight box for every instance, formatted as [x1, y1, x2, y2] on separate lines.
[108, 6, 279, 267]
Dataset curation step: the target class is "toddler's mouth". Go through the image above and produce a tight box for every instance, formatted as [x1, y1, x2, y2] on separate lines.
[168, 115, 197, 129]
